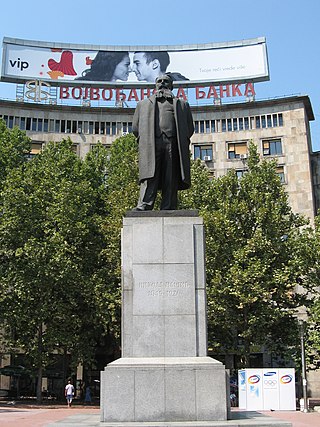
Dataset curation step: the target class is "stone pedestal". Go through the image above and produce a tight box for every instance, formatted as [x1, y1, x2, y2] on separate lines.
[101, 211, 228, 424]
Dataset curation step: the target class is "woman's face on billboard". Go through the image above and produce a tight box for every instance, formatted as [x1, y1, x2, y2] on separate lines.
[112, 55, 131, 81]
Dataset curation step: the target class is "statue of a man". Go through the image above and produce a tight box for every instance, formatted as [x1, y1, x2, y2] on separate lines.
[132, 74, 194, 210]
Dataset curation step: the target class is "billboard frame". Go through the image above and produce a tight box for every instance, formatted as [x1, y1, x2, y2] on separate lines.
[1, 36, 269, 88]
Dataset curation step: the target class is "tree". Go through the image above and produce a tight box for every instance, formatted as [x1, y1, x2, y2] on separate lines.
[0, 118, 31, 191]
[304, 216, 320, 370]
[306, 296, 320, 370]
[181, 143, 317, 367]
[95, 134, 139, 343]
[0, 139, 109, 401]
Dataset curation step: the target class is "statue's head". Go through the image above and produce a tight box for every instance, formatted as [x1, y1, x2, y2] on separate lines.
[155, 74, 173, 91]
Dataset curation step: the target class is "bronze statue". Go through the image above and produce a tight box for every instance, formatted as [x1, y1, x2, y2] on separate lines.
[132, 74, 194, 210]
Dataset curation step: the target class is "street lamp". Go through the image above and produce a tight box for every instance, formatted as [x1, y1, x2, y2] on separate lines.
[298, 318, 308, 413]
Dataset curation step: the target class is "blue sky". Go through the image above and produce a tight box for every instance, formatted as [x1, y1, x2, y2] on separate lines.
[1, 0, 319, 149]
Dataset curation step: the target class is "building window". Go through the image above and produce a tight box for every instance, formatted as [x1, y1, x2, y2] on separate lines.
[194, 120, 213, 134]
[262, 139, 283, 156]
[272, 114, 278, 127]
[77, 121, 83, 133]
[235, 169, 247, 179]
[31, 118, 37, 132]
[233, 118, 238, 131]
[227, 142, 248, 159]
[26, 118, 32, 130]
[94, 122, 100, 134]
[26, 142, 43, 159]
[37, 119, 43, 132]
[71, 121, 76, 133]
[194, 145, 213, 161]
[90, 143, 109, 151]
[72, 144, 79, 155]
[49, 119, 54, 132]
[55, 120, 60, 133]
[278, 113, 283, 126]
[8, 116, 14, 128]
[20, 117, 26, 130]
[66, 120, 71, 133]
[276, 166, 285, 183]
[193, 113, 282, 135]
[267, 115, 272, 127]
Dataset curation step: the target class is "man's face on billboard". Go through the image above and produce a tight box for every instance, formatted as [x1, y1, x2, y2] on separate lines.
[132, 52, 155, 82]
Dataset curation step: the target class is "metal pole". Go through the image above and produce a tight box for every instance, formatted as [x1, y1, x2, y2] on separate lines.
[299, 320, 308, 413]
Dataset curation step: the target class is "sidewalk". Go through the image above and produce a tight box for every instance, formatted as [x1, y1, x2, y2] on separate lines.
[0, 403, 320, 427]
[261, 409, 320, 427]
[0, 403, 99, 427]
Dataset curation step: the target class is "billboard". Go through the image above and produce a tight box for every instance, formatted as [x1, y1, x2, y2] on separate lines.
[1, 37, 269, 87]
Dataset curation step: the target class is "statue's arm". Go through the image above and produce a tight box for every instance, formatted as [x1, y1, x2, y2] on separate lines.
[186, 103, 194, 138]
[132, 104, 140, 138]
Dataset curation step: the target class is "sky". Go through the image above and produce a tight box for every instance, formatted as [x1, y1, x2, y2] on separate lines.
[0, 0, 319, 149]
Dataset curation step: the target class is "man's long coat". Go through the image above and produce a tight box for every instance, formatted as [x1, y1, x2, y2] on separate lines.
[132, 94, 194, 190]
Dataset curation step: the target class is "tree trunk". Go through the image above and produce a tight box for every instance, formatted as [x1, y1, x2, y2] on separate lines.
[36, 324, 43, 403]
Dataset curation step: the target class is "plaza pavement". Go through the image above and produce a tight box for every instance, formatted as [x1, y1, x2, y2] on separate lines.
[0, 403, 320, 427]
[0, 403, 99, 427]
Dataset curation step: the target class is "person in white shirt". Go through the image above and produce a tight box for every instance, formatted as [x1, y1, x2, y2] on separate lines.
[65, 380, 75, 407]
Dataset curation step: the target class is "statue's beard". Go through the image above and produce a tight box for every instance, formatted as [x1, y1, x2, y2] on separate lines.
[155, 88, 173, 99]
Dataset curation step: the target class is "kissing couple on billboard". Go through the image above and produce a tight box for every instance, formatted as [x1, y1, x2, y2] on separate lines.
[77, 50, 188, 83]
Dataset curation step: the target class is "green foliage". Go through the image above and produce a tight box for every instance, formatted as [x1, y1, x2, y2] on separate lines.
[0, 139, 111, 400]
[306, 297, 320, 369]
[96, 135, 139, 336]
[0, 125, 319, 390]
[304, 216, 320, 370]
[182, 143, 317, 367]
[0, 118, 31, 192]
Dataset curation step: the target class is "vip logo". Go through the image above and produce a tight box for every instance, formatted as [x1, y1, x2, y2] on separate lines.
[25, 80, 51, 102]
[9, 57, 29, 71]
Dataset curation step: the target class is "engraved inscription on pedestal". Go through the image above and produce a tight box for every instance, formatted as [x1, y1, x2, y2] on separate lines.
[133, 264, 195, 315]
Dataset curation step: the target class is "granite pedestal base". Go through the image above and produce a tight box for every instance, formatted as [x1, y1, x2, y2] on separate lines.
[101, 357, 228, 423]
[101, 211, 228, 423]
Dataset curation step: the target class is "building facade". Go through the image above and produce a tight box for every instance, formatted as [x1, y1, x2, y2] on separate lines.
[0, 94, 317, 220]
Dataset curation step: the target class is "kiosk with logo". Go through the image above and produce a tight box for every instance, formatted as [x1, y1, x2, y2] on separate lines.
[238, 368, 296, 410]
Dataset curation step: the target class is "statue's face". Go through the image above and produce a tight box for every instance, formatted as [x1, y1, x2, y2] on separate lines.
[155, 75, 173, 91]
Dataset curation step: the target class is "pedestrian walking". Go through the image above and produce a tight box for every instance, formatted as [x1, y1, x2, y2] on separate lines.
[65, 379, 75, 408]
